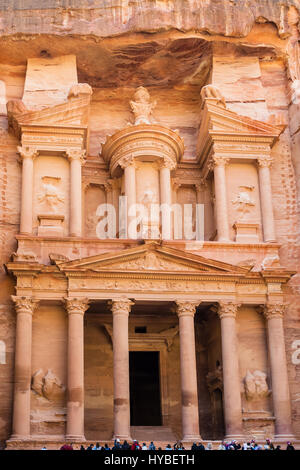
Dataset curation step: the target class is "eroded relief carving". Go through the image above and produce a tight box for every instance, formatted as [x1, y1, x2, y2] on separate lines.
[107, 252, 200, 272]
[31, 369, 66, 402]
[231, 186, 255, 219]
[244, 370, 270, 401]
[130, 87, 157, 125]
[37, 176, 65, 214]
[200, 84, 226, 108]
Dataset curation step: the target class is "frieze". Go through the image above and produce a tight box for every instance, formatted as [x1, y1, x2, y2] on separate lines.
[67, 277, 237, 293]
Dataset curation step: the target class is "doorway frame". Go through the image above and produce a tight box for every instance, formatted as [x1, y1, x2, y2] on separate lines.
[129, 340, 169, 426]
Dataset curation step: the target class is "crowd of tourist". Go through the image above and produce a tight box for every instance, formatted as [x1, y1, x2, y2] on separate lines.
[54, 438, 296, 451]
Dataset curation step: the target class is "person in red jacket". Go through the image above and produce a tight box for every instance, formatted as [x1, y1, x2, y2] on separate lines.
[130, 440, 141, 450]
[60, 443, 73, 450]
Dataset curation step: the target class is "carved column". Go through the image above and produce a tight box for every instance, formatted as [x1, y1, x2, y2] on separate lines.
[11, 296, 39, 439]
[176, 300, 201, 441]
[110, 298, 133, 440]
[66, 150, 86, 237]
[120, 157, 137, 239]
[263, 303, 295, 438]
[160, 158, 175, 240]
[195, 181, 206, 241]
[172, 179, 181, 239]
[18, 146, 38, 235]
[211, 155, 230, 242]
[110, 178, 120, 236]
[64, 297, 89, 440]
[218, 301, 243, 439]
[257, 156, 276, 242]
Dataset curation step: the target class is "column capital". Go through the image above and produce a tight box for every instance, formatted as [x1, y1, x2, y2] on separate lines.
[17, 146, 38, 160]
[109, 297, 134, 316]
[257, 155, 273, 168]
[64, 297, 89, 316]
[11, 295, 39, 315]
[65, 149, 86, 164]
[119, 155, 136, 169]
[210, 155, 230, 169]
[175, 300, 200, 318]
[263, 303, 286, 320]
[217, 301, 241, 319]
[159, 156, 176, 171]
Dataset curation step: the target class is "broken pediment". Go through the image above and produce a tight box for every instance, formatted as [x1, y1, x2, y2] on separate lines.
[7, 83, 92, 139]
[197, 87, 285, 164]
[56, 241, 249, 275]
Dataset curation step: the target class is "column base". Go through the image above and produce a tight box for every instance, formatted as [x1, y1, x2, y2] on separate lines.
[66, 434, 86, 442]
[182, 435, 202, 442]
[224, 434, 245, 441]
[9, 434, 32, 441]
[113, 434, 132, 442]
[274, 434, 297, 441]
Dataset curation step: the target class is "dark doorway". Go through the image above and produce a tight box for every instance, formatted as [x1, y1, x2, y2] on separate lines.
[129, 351, 162, 426]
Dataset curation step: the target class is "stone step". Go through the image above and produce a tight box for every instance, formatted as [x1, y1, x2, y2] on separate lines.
[130, 426, 178, 443]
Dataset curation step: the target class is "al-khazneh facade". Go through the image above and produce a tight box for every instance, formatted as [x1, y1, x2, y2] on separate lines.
[0, 0, 300, 449]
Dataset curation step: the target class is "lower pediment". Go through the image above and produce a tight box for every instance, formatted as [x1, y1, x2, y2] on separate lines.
[56, 241, 249, 276]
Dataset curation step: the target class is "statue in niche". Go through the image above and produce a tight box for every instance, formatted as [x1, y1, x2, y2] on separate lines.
[231, 185, 255, 219]
[38, 176, 65, 213]
[130, 87, 157, 125]
[244, 370, 270, 401]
